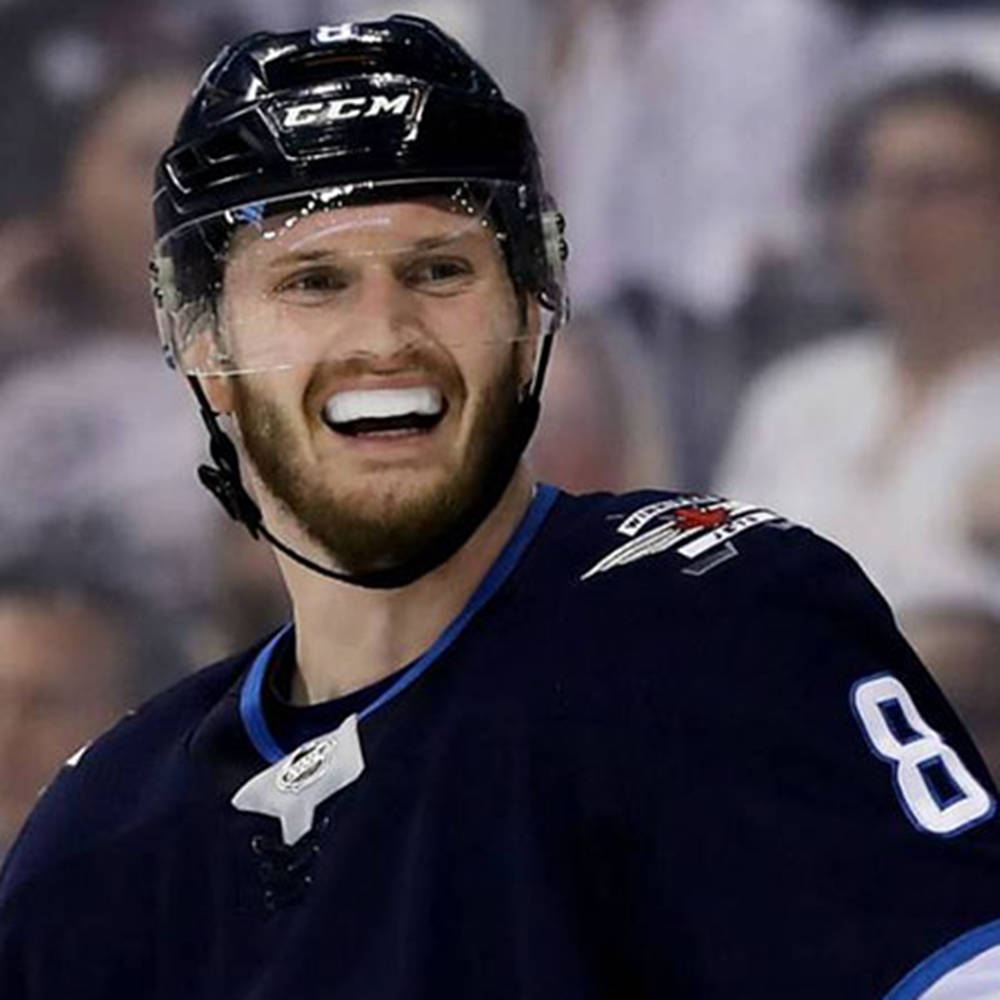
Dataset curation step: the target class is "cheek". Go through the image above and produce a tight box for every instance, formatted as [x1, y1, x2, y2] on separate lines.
[219, 292, 283, 369]
[458, 339, 519, 401]
[439, 295, 521, 395]
[233, 372, 310, 439]
[475, 291, 535, 386]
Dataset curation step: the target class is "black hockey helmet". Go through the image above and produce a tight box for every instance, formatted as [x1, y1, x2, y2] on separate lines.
[151, 15, 568, 375]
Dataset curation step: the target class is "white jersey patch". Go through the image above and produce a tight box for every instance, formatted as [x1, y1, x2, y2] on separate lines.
[232, 713, 365, 846]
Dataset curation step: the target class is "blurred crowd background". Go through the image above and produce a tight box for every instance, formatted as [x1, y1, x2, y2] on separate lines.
[3, 0, 1000, 856]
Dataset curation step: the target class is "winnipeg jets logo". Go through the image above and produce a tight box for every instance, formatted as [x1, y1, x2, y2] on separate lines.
[581, 496, 785, 581]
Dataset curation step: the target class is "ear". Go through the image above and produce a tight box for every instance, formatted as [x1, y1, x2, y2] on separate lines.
[182, 321, 237, 413]
[516, 297, 543, 386]
[198, 373, 236, 414]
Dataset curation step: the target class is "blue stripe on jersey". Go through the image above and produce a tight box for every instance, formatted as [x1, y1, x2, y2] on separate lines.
[885, 918, 1000, 998]
[239, 483, 561, 763]
[240, 623, 293, 763]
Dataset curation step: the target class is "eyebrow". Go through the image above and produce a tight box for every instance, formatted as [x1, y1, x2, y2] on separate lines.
[263, 232, 475, 269]
[266, 248, 342, 270]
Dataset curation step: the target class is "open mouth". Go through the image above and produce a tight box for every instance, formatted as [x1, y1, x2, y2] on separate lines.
[321, 386, 447, 438]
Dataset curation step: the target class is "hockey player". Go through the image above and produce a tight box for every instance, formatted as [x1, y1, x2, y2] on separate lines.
[3, 16, 1000, 998]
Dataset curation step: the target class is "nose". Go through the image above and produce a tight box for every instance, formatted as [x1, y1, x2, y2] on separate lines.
[339, 261, 426, 363]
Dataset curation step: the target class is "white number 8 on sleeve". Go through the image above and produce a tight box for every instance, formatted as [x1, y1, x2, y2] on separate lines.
[852, 674, 994, 836]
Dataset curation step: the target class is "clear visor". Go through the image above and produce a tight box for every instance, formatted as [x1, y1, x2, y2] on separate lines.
[151, 179, 560, 377]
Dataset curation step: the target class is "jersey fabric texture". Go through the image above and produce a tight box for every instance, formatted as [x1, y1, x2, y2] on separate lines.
[3, 486, 1000, 999]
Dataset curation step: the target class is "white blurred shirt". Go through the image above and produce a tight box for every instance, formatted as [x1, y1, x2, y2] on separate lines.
[542, 0, 851, 317]
[715, 331, 1000, 610]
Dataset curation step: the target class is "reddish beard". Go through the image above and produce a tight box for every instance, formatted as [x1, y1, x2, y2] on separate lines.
[231, 346, 525, 576]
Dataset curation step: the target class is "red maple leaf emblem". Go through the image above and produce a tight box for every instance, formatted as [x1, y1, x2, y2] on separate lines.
[672, 506, 730, 531]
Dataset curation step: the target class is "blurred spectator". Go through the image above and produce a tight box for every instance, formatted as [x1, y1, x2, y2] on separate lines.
[59, 69, 198, 334]
[846, 5, 1000, 86]
[967, 458, 1000, 562]
[0, 5, 287, 664]
[0, 52, 221, 654]
[0, 573, 182, 859]
[0, 0, 232, 357]
[530, 311, 673, 493]
[837, 0, 1000, 15]
[314, 0, 545, 112]
[612, 285, 743, 491]
[733, 7, 1000, 377]
[541, 0, 852, 319]
[0, 337, 290, 664]
[0, 341, 210, 615]
[716, 68, 1000, 613]
[5, 62, 202, 350]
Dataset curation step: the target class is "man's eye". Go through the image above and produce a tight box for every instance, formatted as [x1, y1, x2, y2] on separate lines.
[404, 257, 473, 288]
[275, 269, 347, 299]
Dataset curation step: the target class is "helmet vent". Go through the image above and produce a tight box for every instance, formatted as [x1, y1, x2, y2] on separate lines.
[167, 129, 261, 193]
[201, 131, 256, 165]
[263, 40, 491, 96]
[266, 49, 388, 91]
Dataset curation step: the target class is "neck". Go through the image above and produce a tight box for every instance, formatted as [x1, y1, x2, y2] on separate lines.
[274, 467, 536, 705]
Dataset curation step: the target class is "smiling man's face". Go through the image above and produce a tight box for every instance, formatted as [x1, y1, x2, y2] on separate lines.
[214, 197, 536, 575]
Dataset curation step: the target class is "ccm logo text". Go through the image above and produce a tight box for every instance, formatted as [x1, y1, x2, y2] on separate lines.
[281, 94, 412, 128]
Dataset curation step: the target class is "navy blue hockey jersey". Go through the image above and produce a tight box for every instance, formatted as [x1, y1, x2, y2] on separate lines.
[3, 486, 1000, 998]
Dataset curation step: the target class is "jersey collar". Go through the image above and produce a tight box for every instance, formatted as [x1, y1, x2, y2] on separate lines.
[239, 483, 561, 763]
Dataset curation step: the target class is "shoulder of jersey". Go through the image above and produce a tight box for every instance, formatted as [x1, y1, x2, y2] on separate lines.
[539, 488, 899, 694]
[551, 488, 824, 592]
[1, 641, 260, 891]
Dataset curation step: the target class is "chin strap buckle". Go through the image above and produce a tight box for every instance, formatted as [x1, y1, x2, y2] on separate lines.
[197, 462, 261, 536]
[186, 376, 264, 537]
